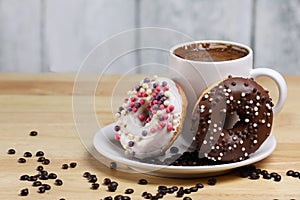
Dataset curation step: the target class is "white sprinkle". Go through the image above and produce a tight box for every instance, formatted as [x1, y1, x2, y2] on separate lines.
[249, 100, 253, 104]
[253, 123, 258, 128]
[203, 140, 207, 145]
[267, 123, 271, 127]
[226, 100, 230, 104]
[239, 157, 243, 161]
[256, 95, 260, 100]
[211, 146, 215, 150]
[245, 118, 250, 123]
[230, 96, 234, 101]
[255, 112, 259, 116]
[200, 109, 205, 113]
[219, 85, 223, 89]
[209, 98, 213, 102]
[225, 93, 229, 96]
[223, 89, 227, 92]
[213, 128, 217, 133]
[216, 145, 220, 150]
[244, 152, 248, 157]
[227, 89, 232, 93]
[228, 146, 232, 151]
[213, 123, 218, 128]
[237, 100, 241, 104]
[207, 120, 211, 124]
[121, 110, 126, 115]
[204, 94, 209, 99]
[164, 91, 170, 97]
[240, 140, 244, 144]
[261, 119, 266, 123]
[210, 136, 214, 140]
[267, 112, 271, 116]
[256, 102, 260, 106]
[245, 105, 250, 109]
[246, 111, 250, 114]
[253, 140, 258, 144]
[209, 109, 212, 113]
[219, 152, 223, 156]
[218, 157, 222, 161]
[254, 106, 258, 111]
[204, 153, 208, 157]
[201, 105, 205, 109]
[241, 92, 246, 97]
[233, 144, 237, 148]
[241, 147, 246, 151]
[233, 136, 237, 141]
[220, 132, 225, 137]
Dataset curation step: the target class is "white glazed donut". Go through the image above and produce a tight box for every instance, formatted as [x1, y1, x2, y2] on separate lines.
[114, 76, 187, 159]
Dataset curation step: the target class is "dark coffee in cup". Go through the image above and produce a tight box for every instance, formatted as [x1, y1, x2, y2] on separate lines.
[173, 42, 249, 62]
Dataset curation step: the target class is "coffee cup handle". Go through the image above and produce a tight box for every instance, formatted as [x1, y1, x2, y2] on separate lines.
[250, 68, 287, 115]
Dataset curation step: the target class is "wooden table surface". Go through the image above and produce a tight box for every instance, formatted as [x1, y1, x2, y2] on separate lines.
[0, 73, 299, 200]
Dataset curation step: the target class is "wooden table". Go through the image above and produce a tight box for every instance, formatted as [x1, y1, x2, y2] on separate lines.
[0, 73, 299, 199]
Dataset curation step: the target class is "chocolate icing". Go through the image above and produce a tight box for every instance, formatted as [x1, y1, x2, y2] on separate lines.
[193, 77, 274, 162]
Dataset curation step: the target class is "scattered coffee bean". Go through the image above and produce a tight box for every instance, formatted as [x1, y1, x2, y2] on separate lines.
[171, 186, 178, 191]
[208, 178, 217, 185]
[28, 176, 38, 182]
[48, 173, 57, 179]
[23, 152, 32, 157]
[155, 192, 164, 199]
[110, 162, 117, 169]
[108, 181, 118, 192]
[36, 165, 44, 171]
[145, 193, 152, 199]
[103, 178, 111, 185]
[35, 151, 44, 157]
[37, 156, 45, 162]
[42, 184, 51, 190]
[69, 162, 77, 168]
[20, 174, 29, 181]
[190, 186, 198, 192]
[91, 183, 100, 190]
[176, 187, 184, 197]
[286, 170, 295, 176]
[138, 178, 148, 185]
[261, 170, 269, 176]
[274, 175, 282, 182]
[122, 196, 131, 200]
[32, 181, 42, 187]
[83, 172, 91, 178]
[42, 159, 50, 165]
[249, 172, 260, 180]
[62, 164, 69, 169]
[38, 186, 45, 193]
[39, 170, 48, 176]
[184, 188, 191, 194]
[55, 179, 63, 186]
[18, 158, 26, 163]
[263, 173, 272, 180]
[88, 175, 97, 183]
[19, 188, 29, 196]
[125, 188, 134, 194]
[196, 183, 204, 189]
[103, 196, 113, 200]
[59, 198, 66, 200]
[39, 174, 48, 180]
[183, 197, 192, 200]
[292, 171, 300, 178]
[7, 148, 16, 155]
[29, 130, 38, 136]
[158, 185, 167, 191]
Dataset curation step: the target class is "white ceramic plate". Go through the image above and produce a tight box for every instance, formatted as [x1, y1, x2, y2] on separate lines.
[93, 123, 276, 178]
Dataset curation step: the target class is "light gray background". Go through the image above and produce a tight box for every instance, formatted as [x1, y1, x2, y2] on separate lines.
[0, 0, 299, 74]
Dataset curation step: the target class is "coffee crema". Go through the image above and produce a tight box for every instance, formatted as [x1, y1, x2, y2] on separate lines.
[173, 42, 249, 62]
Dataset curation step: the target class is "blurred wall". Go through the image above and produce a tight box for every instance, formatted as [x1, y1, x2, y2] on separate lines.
[0, 0, 299, 74]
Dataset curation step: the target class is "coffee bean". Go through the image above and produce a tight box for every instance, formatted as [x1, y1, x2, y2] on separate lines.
[59, 198, 66, 200]
[196, 183, 204, 188]
[110, 162, 117, 169]
[125, 188, 134, 194]
[83, 172, 91, 178]
[138, 179, 148, 185]
[20, 188, 29, 196]
[183, 197, 192, 200]
[158, 185, 167, 191]
[28, 176, 37, 182]
[292, 171, 300, 178]
[208, 178, 217, 185]
[274, 175, 281, 182]
[7, 148, 16, 155]
[36, 165, 44, 171]
[91, 183, 100, 190]
[184, 188, 191, 194]
[35, 151, 44, 157]
[55, 179, 63, 186]
[190, 186, 198, 192]
[122, 196, 131, 200]
[23, 152, 32, 157]
[114, 195, 123, 200]
[142, 191, 148, 197]
[88, 175, 97, 183]
[261, 170, 269, 176]
[286, 170, 294, 176]
[20, 174, 29, 181]
[103, 178, 111, 185]
[18, 158, 26, 163]
[39, 170, 48, 176]
[69, 162, 77, 168]
[30, 131, 38, 136]
[176, 187, 184, 197]
[108, 181, 118, 192]
[249, 172, 260, 180]
[38, 186, 45, 193]
[48, 173, 57, 179]
[32, 181, 42, 187]
[42, 184, 51, 190]
[39, 174, 48, 180]
[270, 172, 278, 178]
[263, 173, 272, 180]
[42, 159, 50, 165]
[103, 196, 113, 200]
[62, 164, 68, 169]
[145, 193, 152, 199]
[37, 156, 45, 162]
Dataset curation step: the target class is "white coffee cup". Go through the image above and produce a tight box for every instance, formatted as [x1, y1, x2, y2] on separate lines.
[169, 40, 287, 115]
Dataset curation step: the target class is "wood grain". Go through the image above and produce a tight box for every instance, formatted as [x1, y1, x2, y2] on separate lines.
[0, 73, 300, 199]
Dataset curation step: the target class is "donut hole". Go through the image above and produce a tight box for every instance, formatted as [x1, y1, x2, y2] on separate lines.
[223, 111, 240, 130]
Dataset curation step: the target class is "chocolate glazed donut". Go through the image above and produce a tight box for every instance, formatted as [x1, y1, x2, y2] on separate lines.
[192, 76, 274, 162]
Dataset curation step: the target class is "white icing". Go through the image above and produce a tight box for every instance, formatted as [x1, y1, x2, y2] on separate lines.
[115, 77, 183, 159]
